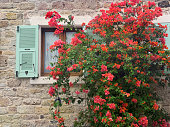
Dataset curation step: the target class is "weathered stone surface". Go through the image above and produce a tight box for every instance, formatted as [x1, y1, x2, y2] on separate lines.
[29, 88, 42, 94]
[23, 98, 41, 105]
[60, 105, 74, 113]
[7, 79, 21, 87]
[158, 0, 170, 8]
[20, 120, 35, 127]
[35, 106, 49, 115]
[52, 1, 74, 10]
[2, 51, 15, 55]
[12, 0, 26, 3]
[11, 97, 22, 106]
[0, 0, 9, 2]
[17, 88, 29, 97]
[17, 13, 23, 20]
[8, 107, 17, 114]
[18, 3, 35, 10]
[3, 88, 16, 96]
[0, 97, 12, 107]
[0, 21, 8, 28]
[0, 3, 13, 9]
[37, 2, 48, 10]
[9, 20, 23, 26]
[0, 71, 6, 79]
[0, 88, 3, 97]
[41, 99, 51, 106]
[6, 13, 17, 20]
[5, 31, 15, 37]
[0, 12, 6, 20]
[35, 120, 50, 127]
[0, 56, 7, 67]
[17, 106, 35, 114]
[0, 83, 6, 87]
[0, 38, 10, 45]
[0, 107, 7, 115]
[103, 2, 111, 8]
[22, 114, 39, 120]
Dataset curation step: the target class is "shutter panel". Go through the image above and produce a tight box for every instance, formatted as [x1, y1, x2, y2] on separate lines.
[16, 25, 39, 78]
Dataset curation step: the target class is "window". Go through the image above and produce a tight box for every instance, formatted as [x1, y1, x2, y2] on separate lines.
[41, 28, 80, 76]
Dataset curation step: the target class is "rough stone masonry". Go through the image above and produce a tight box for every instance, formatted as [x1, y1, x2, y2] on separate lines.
[0, 0, 169, 127]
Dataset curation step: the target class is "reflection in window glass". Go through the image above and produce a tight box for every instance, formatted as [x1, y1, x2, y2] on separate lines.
[66, 32, 76, 44]
[44, 32, 59, 73]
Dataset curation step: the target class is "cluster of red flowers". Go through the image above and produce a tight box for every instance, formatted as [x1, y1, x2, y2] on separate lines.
[46, 0, 169, 126]
[94, 95, 106, 105]
[138, 116, 148, 127]
[45, 11, 64, 34]
[48, 86, 55, 96]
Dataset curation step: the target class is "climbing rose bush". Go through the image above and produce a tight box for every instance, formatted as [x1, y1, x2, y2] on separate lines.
[46, 0, 170, 127]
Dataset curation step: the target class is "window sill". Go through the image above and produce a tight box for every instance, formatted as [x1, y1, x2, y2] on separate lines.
[30, 76, 84, 85]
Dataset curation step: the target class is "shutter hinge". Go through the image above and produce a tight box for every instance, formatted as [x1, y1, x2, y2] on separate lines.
[16, 71, 18, 77]
[17, 26, 19, 32]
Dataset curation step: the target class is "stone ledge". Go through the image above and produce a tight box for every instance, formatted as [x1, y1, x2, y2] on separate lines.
[30, 76, 84, 85]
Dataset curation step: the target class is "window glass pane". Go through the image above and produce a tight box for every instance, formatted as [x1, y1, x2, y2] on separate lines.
[66, 32, 76, 44]
[44, 32, 59, 73]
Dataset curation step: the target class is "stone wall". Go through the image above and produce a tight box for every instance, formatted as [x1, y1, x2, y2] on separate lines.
[0, 0, 169, 127]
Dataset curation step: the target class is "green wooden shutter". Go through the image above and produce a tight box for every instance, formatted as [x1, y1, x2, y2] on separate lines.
[16, 25, 39, 78]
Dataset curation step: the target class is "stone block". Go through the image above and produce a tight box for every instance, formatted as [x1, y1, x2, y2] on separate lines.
[20, 120, 35, 127]
[0, 38, 10, 45]
[11, 97, 22, 106]
[3, 88, 16, 96]
[0, 21, 8, 28]
[17, 106, 35, 114]
[0, 83, 6, 87]
[29, 88, 42, 94]
[0, 71, 6, 79]
[7, 79, 21, 87]
[0, 3, 13, 9]
[8, 107, 17, 114]
[103, 2, 111, 8]
[23, 98, 41, 105]
[0, 12, 6, 20]
[17, 13, 23, 20]
[0, 0, 9, 2]
[158, 1, 170, 8]
[5, 31, 15, 37]
[9, 20, 23, 26]
[6, 13, 17, 20]
[0, 56, 7, 67]
[0, 97, 12, 107]
[17, 88, 29, 97]
[35, 120, 50, 127]
[0, 107, 7, 115]
[60, 105, 74, 113]
[22, 114, 39, 120]
[18, 3, 35, 10]
[41, 99, 51, 106]
[2, 51, 15, 55]
[12, 0, 26, 3]
[1, 123, 12, 127]
[52, 1, 74, 10]
[35, 106, 49, 115]
[37, 2, 48, 10]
